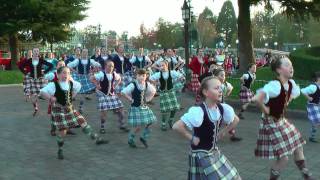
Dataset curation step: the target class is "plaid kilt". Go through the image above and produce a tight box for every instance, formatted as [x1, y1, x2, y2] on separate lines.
[188, 149, 241, 180]
[160, 89, 180, 113]
[239, 86, 254, 104]
[306, 103, 320, 124]
[128, 106, 156, 127]
[255, 117, 306, 159]
[51, 104, 87, 131]
[189, 73, 201, 93]
[74, 74, 95, 94]
[115, 72, 133, 93]
[25, 77, 47, 95]
[96, 90, 123, 111]
[23, 75, 29, 96]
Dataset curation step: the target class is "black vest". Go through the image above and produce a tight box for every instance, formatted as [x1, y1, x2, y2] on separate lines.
[133, 56, 146, 69]
[54, 81, 73, 106]
[244, 72, 253, 89]
[159, 71, 173, 91]
[100, 72, 115, 95]
[78, 59, 91, 74]
[310, 83, 320, 104]
[131, 81, 148, 107]
[191, 103, 223, 151]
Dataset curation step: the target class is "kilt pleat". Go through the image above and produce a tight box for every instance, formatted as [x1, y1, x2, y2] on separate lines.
[128, 106, 156, 127]
[306, 103, 320, 124]
[51, 104, 87, 131]
[74, 73, 95, 94]
[255, 117, 306, 159]
[23, 75, 29, 95]
[239, 86, 253, 104]
[188, 149, 241, 180]
[96, 90, 123, 111]
[159, 89, 180, 113]
[25, 77, 47, 95]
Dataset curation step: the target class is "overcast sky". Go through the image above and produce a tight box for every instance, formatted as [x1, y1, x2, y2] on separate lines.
[74, 0, 278, 37]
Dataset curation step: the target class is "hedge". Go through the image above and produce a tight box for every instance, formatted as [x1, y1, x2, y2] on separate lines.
[290, 46, 320, 80]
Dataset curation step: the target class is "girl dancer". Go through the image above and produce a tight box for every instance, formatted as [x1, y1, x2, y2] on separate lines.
[252, 56, 314, 180]
[238, 63, 256, 119]
[19, 48, 53, 116]
[301, 71, 320, 143]
[149, 61, 183, 131]
[121, 69, 157, 148]
[91, 60, 128, 133]
[173, 76, 241, 180]
[40, 66, 108, 160]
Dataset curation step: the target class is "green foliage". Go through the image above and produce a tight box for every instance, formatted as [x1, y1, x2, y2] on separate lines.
[0, 70, 23, 84]
[197, 7, 217, 48]
[290, 46, 320, 80]
[155, 18, 183, 49]
[216, 0, 237, 46]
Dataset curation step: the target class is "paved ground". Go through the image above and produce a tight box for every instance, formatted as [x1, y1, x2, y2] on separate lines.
[0, 86, 320, 180]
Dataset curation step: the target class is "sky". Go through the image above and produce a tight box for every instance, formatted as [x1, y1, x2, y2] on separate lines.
[74, 0, 278, 37]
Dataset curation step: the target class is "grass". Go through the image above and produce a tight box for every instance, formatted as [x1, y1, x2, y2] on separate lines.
[0, 70, 23, 84]
[227, 67, 310, 110]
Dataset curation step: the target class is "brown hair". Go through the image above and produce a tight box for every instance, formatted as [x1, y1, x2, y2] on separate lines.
[136, 68, 148, 75]
[212, 67, 225, 77]
[311, 71, 320, 82]
[57, 66, 69, 74]
[271, 55, 288, 74]
[247, 63, 256, 70]
[199, 76, 220, 99]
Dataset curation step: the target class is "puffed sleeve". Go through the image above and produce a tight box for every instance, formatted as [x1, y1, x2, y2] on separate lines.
[44, 72, 55, 81]
[289, 79, 300, 99]
[114, 72, 121, 81]
[129, 57, 136, 64]
[72, 80, 82, 94]
[146, 82, 156, 95]
[121, 83, 135, 95]
[149, 72, 161, 81]
[67, 59, 79, 68]
[40, 82, 56, 96]
[145, 55, 151, 63]
[181, 106, 204, 129]
[226, 82, 233, 91]
[171, 70, 183, 80]
[256, 80, 281, 104]
[90, 59, 102, 67]
[94, 71, 104, 81]
[221, 103, 235, 124]
[301, 84, 317, 95]
[241, 74, 249, 80]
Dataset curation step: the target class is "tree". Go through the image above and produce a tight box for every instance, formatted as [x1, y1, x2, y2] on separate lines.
[0, 0, 88, 67]
[83, 25, 102, 53]
[236, 0, 320, 72]
[197, 7, 217, 48]
[216, 0, 237, 46]
[155, 18, 183, 49]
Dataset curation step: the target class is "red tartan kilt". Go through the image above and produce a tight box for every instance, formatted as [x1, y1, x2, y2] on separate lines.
[51, 104, 87, 131]
[239, 86, 253, 103]
[255, 117, 306, 159]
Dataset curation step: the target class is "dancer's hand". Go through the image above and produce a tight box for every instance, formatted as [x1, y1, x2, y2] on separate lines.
[191, 136, 200, 146]
[50, 96, 57, 103]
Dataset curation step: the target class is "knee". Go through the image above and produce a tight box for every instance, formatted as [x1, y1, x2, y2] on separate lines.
[279, 156, 289, 163]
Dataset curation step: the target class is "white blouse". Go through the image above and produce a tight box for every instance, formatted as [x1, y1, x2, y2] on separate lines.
[67, 59, 101, 68]
[181, 103, 235, 130]
[257, 79, 300, 104]
[301, 84, 319, 95]
[121, 81, 156, 97]
[40, 81, 82, 96]
[94, 71, 121, 82]
[149, 71, 183, 81]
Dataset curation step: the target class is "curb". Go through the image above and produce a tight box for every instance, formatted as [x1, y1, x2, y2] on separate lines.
[0, 84, 23, 87]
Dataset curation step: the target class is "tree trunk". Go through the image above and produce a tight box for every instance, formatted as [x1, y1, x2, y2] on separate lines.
[238, 0, 255, 72]
[50, 42, 53, 52]
[8, 33, 19, 70]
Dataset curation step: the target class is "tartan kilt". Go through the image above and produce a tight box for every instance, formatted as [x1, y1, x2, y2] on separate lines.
[96, 90, 123, 111]
[51, 104, 87, 131]
[23, 75, 29, 96]
[189, 73, 201, 93]
[306, 103, 320, 124]
[115, 72, 133, 93]
[239, 86, 254, 104]
[74, 74, 95, 94]
[188, 149, 241, 180]
[25, 77, 47, 95]
[159, 89, 180, 113]
[255, 117, 306, 159]
[128, 106, 156, 127]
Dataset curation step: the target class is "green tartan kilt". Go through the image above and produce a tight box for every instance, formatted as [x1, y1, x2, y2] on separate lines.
[128, 106, 157, 127]
[160, 89, 180, 113]
[188, 149, 241, 180]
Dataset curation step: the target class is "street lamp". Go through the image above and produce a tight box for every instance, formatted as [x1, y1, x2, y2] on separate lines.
[274, 42, 278, 50]
[236, 39, 239, 58]
[265, 43, 268, 48]
[182, 0, 191, 88]
[308, 44, 312, 48]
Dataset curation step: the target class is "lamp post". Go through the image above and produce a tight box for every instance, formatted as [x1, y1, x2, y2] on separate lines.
[265, 43, 268, 49]
[182, 0, 191, 87]
[236, 39, 239, 59]
[274, 42, 278, 50]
